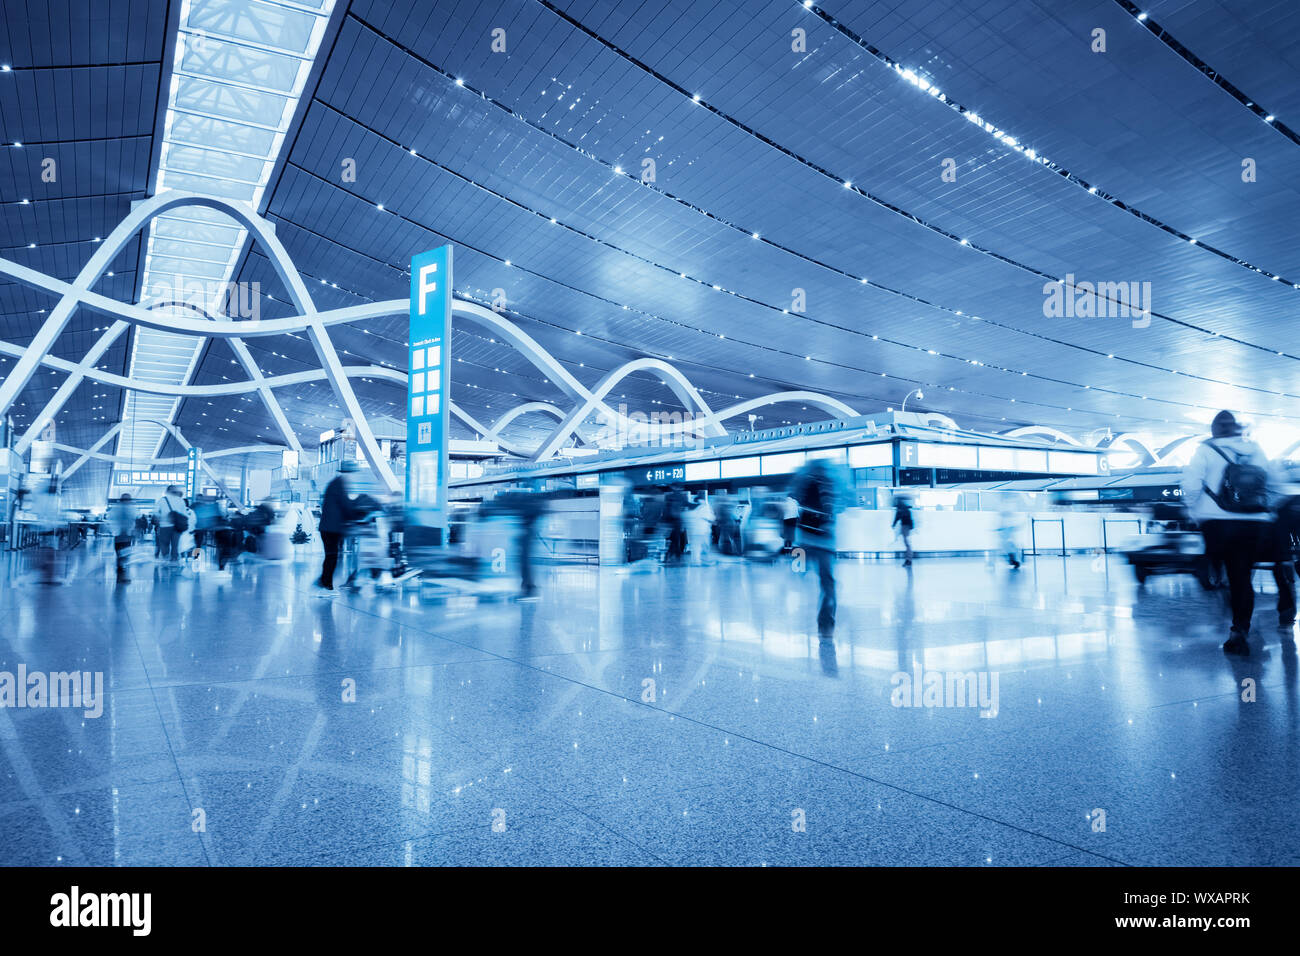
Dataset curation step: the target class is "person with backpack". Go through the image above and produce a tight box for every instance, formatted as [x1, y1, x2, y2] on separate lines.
[1181, 410, 1294, 655]
[790, 458, 841, 638]
[153, 484, 187, 565]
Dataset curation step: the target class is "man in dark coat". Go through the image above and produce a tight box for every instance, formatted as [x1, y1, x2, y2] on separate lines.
[315, 462, 357, 591]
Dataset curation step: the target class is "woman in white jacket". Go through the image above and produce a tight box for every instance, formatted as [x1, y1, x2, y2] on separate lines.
[686, 495, 715, 566]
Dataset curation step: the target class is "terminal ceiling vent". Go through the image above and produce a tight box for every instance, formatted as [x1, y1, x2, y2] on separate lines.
[116, 0, 337, 473]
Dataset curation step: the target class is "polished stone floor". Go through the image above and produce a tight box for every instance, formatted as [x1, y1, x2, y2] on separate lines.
[2, 542, 1297, 866]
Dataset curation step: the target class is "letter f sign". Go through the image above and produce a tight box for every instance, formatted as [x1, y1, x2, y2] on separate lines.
[417, 263, 438, 315]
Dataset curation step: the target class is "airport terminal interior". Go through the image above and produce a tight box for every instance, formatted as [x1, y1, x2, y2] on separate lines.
[2, 0, 1299, 867]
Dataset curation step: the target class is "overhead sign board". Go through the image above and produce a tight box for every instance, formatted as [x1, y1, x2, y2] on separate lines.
[115, 471, 186, 486]
[630, 463, 685, 485]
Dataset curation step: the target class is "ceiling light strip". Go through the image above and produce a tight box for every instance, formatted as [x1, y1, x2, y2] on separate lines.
[527, 2, 1300, 343]
[1110, 0, 1298, 145]
[344, 18, 1300, 394]
[803, 0, 1300, 289]
[282, 153, 1300, 428]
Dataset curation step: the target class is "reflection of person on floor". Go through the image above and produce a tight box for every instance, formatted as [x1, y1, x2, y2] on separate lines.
[1182, 409, 1295, 656]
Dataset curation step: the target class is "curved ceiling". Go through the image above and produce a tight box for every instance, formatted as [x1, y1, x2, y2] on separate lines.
[3, 0, 1299, 502]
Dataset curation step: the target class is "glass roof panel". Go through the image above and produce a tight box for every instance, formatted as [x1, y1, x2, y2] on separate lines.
[163, 143, 270, 184]
[180, 36, 303, 94]
[174, 75, 291, 126]
[168, 113, 277, 155]
[188, 0, 319, 55]
[157, 170, 258, 201]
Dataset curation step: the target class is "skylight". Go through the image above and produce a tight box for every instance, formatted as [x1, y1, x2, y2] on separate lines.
[117, 0, 336, 472]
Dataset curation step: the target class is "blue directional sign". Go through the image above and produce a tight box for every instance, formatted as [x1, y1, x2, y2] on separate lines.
[185, 447, 200, 499]
[407, 245, 452, 533]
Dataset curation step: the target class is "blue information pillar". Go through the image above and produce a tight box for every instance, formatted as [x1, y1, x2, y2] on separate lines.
[185, 447, 201, 500]
[407, 245, 452, 540]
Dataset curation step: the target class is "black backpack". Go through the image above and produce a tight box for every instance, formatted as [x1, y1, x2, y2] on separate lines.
[1205, 442, 1270, 514]
[797, 471, 829, 533]
[163, 496, 189, 532]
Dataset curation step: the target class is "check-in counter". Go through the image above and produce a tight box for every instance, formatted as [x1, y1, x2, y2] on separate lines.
[834, 509, 1146, 556]
[538, 496, 599, 561]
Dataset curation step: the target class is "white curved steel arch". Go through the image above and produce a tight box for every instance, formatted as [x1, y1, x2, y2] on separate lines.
[917, 411, 960, 430]
[999, 425, 1084, 446]
[0, 191, 396, 491]
[484, 402, 570, 438]
[60, 416, 254, 500]
[531, 356, 728, 461]
[4, 333, 866, 463]
[0, 192, 871, 477]
[1156, 435, 1200, 464]
[1101, 432, 1159, 467]
[58, 441, 284, 467]
[449, 302, 726, 444]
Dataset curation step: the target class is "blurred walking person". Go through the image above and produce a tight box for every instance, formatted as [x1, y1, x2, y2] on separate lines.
[687, 494, 715, 566]
[790, 458, 841, 637]
[892, 494, 915, 566]
[664, 484, 689, 563]
[315, 462, 357, 593]
[109, 493, 135, 583]
[1182, 410, 1293, 655]
[33, 476, 63, 584]
[506, 486, 548, 600]
[154, 484, 186, 564]
[780, 493, 799, 553]
[997, 512, 1022, 570]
